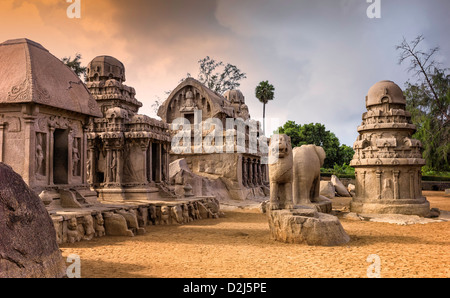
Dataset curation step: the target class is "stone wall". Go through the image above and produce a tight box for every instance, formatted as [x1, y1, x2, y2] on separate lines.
[50, 197, 221, 244]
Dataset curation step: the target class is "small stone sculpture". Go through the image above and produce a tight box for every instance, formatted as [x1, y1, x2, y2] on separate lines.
[182, 204, 192, 223]
[172, 205, 184, 224]
[82, 215, 95, 241]
[94, 213, 106, 237]
[66, 217, 81, 243]
[148, 205, 157, 225]
[160, 206, 171, 225]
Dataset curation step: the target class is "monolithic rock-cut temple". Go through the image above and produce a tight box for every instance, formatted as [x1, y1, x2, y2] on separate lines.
[0, 39, 222, 251]
[0, 38, 102, 201]
[158, 78, 269, 201]
[350, 80, 430, 216]
[85, 56, 172, 201]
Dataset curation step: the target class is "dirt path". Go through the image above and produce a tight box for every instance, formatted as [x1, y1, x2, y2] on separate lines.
[60, 191, 450, 278]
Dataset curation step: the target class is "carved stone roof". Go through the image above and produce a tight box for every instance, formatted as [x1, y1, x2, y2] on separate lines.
[157, 77, 235, 122]
[0, 38, 102, 117]
[366, 80, 406, 107]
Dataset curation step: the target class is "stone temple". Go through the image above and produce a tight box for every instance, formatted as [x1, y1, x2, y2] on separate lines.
[0, 39, 222, 255]
[158, 78, 269, 201]
[85, 56, 172, 201]
[350, 80, 430, 216]
[0, 38, 101, 201]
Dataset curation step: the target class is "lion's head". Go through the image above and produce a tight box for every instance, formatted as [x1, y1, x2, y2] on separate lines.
[269, 134, 292, 161]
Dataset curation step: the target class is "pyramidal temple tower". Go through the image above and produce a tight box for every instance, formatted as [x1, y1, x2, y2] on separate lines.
[350, 80, 430, 216]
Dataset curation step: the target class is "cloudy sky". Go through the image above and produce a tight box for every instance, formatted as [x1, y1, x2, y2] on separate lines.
[1, 0, 449, 146]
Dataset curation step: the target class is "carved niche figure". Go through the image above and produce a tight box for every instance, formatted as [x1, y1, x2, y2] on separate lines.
[110, 151, 117, 182]
[35, 133, 45, 175]
[268, 134, 294, 210]
[72, 138, 80, 176]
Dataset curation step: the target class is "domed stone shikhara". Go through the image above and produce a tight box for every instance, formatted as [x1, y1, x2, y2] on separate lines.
[350, 80, 430, 216]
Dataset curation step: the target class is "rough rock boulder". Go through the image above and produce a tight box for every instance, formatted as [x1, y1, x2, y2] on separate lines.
[0, 163, 66, 278]
[267, 206, 350, 246]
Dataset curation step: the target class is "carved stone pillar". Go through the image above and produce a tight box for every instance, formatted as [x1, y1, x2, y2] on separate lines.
[23, 116, 36, 186]
[376, 170, 382, 200]
[148, 141, 153, 183]
[139, 139, 150, 183]
[48, 126, 55, 186]
[242, 157, 248, 187]
[155, 142, 162, 183]
[393, 170, 400, 200]
[116, 149, 123, 184]
[409, 170, 415, 200]
[248, 158, 253, 187]
[105, 148, 112, 183]
[87, 142, 95, 185]
[0, 122, 5, 163]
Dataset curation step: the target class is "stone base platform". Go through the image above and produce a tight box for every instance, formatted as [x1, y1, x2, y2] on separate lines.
[95, 186, 162, 201]
[49, 196, 222, 245]
[350, 197, 431, 217]
[267, 206, 350, 246]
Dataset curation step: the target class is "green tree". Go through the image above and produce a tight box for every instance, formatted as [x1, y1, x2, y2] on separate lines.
[197, 56, 247, 94]
[61, 53, 87, 80]
[396, 35, 450, 171]
[276, 121, 354, 168]
[255, 80, 275, 135]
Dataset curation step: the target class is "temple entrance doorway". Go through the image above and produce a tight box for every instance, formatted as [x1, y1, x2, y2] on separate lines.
[53, 129, 69, 184]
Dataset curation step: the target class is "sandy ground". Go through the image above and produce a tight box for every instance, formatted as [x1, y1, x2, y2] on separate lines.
[60, 191, 450, 278]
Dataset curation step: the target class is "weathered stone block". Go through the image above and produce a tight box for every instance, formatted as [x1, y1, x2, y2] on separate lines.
[267, 207, 350, 246]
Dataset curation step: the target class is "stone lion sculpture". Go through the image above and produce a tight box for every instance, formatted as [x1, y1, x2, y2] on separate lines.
[268, 134, 294, 210]
[292, 144, 328, 206]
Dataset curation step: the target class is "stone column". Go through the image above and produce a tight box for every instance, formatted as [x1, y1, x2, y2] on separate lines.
[48, 126, 55, 186]
[252, 159, 257, 187]
[376, 170, 382, 199]
[393, 170, 400, 200]
[242, 158, 248, 187]
[255, 160, 260, 186]
[105, 148, 111, 183]
[67, 129, 74, 183]
[155, 142, 162, 183]
[87, 144, 95, 185]
[116, 148, 123, 184]
[148, 141, 153, 182]
[139, 140, 149, 183]
[409, 170, 415, 200]
[23, 116, 36, 186]
[0, 122, 5, 163]
[248, 158, 253, 187]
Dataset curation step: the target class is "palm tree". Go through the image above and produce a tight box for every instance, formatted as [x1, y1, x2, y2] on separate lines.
[255, 80, 275, 135]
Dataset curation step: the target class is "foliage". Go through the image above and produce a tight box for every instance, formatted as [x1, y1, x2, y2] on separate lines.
[255, 80, 275, 134]
[197, 56, 247, 94]
[276, 121, 355, 169]
[255, 81, 275, 105]
[61, 53, 87, 80]
[396, 35, 450, 171]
